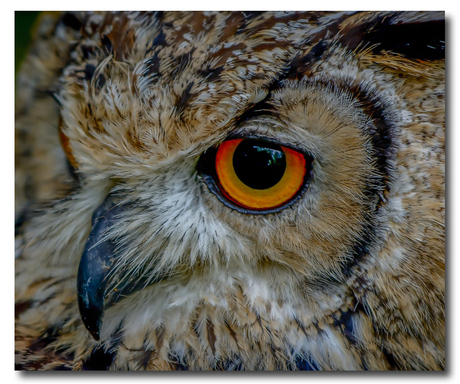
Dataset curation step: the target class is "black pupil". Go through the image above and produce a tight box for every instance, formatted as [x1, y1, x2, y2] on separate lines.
[232, 139, 287, 190]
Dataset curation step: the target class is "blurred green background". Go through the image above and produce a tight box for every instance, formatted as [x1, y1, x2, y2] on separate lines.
[15, 11, 40, 73]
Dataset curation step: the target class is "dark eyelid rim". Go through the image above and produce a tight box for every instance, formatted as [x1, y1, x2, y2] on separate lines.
[225, 132, 314, 157]
[201, 172, 313, 215]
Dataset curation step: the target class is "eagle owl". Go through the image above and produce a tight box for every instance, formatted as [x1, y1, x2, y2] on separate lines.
[15, 11, 445, 370]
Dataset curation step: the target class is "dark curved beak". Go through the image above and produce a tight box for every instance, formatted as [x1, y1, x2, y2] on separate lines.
[77, 194, 170, 341]
[77, 194, 125, 341]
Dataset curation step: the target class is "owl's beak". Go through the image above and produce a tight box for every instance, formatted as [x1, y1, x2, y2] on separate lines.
[77, 194, 124, 341]
[77, 194, 165, 341]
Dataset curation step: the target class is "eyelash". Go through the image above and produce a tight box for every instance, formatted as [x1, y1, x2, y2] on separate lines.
[197, 137, 314, 214]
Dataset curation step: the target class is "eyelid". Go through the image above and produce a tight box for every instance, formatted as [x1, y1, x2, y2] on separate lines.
[58, 116, 79, 170]
[225, 131, 310, 157]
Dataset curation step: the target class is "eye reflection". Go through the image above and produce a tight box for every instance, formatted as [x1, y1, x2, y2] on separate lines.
[232, 139, 286, 190]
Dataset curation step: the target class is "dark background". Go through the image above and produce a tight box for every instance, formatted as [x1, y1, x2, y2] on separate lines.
[15, 11, 40, 73]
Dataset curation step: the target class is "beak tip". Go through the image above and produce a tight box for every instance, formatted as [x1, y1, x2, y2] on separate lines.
[78, 308, 103, 341]
[91, 331, 101, 342]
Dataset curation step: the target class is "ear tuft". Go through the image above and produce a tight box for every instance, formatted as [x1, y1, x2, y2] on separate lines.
[365, 18, 445, 61]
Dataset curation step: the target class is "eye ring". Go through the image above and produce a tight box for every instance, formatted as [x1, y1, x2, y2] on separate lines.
[58, 116, 79, 180]
[198, 137, 314, 214]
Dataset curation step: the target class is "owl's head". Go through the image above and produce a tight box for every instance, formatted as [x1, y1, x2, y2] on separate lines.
[16, 11, 444, 369]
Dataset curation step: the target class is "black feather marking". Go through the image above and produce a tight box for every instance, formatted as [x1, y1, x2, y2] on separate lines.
[101, 35, 112, 54]
[95, 74, 106, 91]
[333, 309, 357, 346]
[234, 97, 277, 124]
[175, 81, 195, 114]
[80, 44, 95, 59]
[15, 300, 33, 318]
[84, 64, 96, 81]
[62, 13, 82, 31]
[170, 48, 196, 78]
[82, 346, 116, 370]
[107, 320, 125, 351]
[144, 52, 161, 76]
[53, 364, 73, 371]
[15, 207, 29, 237]
[365, 19, 445, 61]
[295, 355, 319, 371]
[198, 65, 224, 82]
[152, 29, 167, 47]
[381, 348, 401, 370]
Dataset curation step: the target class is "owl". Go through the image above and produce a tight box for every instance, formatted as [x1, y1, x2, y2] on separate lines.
[15, 11, 445, 371]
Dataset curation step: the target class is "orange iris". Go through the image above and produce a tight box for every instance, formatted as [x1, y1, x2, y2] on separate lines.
[58, 116, 78, 169]
[215, 139, 307, 211]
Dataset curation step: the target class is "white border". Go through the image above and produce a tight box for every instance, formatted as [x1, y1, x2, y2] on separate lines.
[4, 2, 458, 383]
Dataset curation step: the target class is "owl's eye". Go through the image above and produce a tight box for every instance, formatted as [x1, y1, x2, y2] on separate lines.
[58, 117, 79, 177]
[199, 138, 313, 213]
